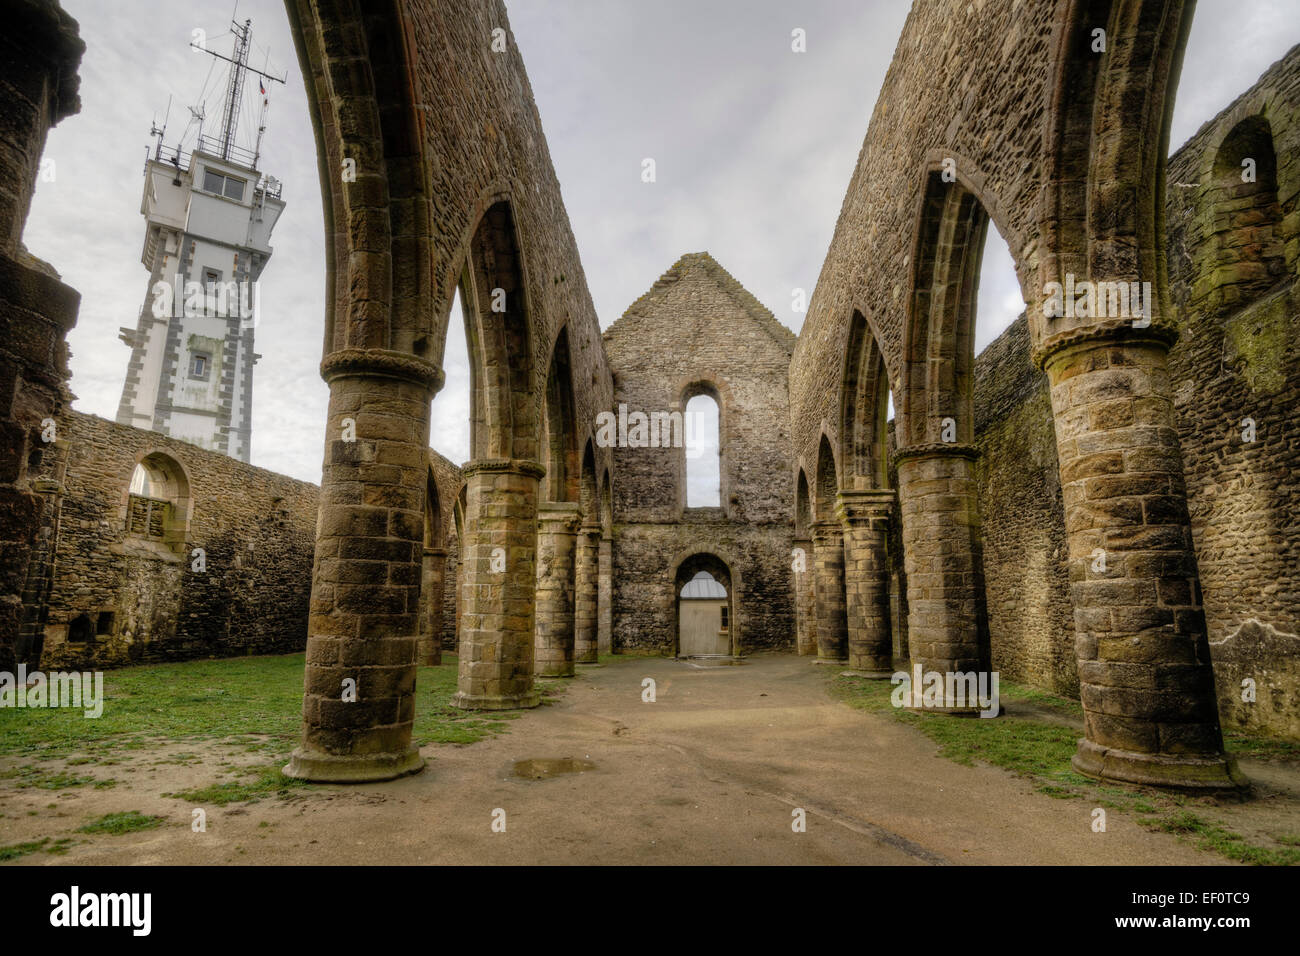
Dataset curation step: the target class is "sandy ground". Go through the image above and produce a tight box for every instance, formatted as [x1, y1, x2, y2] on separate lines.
[3, 653, 1287, 865]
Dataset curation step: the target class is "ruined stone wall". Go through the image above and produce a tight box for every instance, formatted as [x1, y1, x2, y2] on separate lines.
[972, 315, 1076, 695]
[1165, 47, 1300, 738]
[0, 0, 83, 671]
[789, 0, 1056, 471]
[403, 0, 614, 484]
[604, 253, 796, 653]
[35, 411, 318, 668]
[968, 48, 1300, 736]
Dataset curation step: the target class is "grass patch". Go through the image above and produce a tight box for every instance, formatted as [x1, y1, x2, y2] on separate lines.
[166, 764, 312, 807]
[0, 766, 97, 790]
[830, 672, 1298, 866]
[77, 811, 165, 835]
[0, 652, 535, 762]
[0, 837, 52, 862]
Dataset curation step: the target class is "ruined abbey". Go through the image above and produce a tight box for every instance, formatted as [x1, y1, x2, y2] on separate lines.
[2, 0, 1298, 801]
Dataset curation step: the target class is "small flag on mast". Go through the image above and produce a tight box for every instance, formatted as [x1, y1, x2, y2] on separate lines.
[259, 78, 266, 95]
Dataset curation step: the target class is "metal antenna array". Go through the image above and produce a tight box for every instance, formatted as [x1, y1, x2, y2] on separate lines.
[190, 17, 286, 163]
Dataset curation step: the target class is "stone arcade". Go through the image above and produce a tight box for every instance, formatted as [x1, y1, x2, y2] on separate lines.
[1, 0, 1297, 792]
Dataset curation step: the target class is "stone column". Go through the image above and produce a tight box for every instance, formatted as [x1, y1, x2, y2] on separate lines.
[286, 350, 439, 782]
[418, 546, 446, 666]
[809, 520, 848, 663]
[1042, 331, 1244, 789]
[574, 522, 601, 663]
[534, 502, 580, 678]
[452, 459, 546, 709]
[838, 489, 895, 677]
[0, 1, 82, 671]
[793, 537, 816, 655]
[895, 444, 989, 713]
[597, 533, 613, 654]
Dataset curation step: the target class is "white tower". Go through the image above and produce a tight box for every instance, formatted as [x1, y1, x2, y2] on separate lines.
[116, 19, 285, 463]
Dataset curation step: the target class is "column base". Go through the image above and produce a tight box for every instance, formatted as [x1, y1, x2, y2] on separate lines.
[283, 746, 425, 783]
[536, 664, 575, 678]
[904, 704, 999, 718]
[1072, 739, 1250, 791]
[451, 690, 541, 711]
[812, 657, 848, 665]
[576, 658, 602, 666]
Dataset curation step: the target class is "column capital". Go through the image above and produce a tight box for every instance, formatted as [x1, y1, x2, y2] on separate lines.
[320, 347, 444, 393]
[893, 442, 979, 464]
[835, 488, 895, 527]
[537, 501, 582, 532]
[462, 457, 547, 481]
[1033, 319, 1178, 372]
[809, 518, 842, 542]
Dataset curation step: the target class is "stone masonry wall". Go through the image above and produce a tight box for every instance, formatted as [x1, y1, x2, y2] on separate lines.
[969, 47, 1300, 736]
[605, 253, 796, 653]
[34, 411, 317, 668]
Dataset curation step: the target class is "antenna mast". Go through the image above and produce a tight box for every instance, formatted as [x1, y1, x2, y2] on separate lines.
[190, 17, 285, 164]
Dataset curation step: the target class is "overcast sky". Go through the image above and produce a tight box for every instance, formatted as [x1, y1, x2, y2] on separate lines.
[23, 1, 1298, 487]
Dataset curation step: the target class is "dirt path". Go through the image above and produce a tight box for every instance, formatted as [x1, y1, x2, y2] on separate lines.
[7, 654, 1226, 865]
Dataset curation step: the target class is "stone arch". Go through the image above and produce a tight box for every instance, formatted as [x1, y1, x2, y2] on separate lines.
[285, 0, 435, 357]
[599, 468, 613, 532]
[670, 550, 741, 658]
[579, 439, 599, 522]
[1033, 1, 1243, 788]
[900, 169, 1004, 448]
[841, 310, 893, 489]
[1192, 115, 1293, 314]
[795, 468, 812, 538]
[123, 450, 191, 556]
[1035, 0, 1193, 357]
[460, 198, 539, 463]
[813, 433, 839, 523]
[541, 325, 579, 502]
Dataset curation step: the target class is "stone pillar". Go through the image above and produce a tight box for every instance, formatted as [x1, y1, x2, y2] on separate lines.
[286, 351, 439, 782]
[793, 537, 816, 655]
[1042, 332, 1244, 789]
[0, 1, 82, 672]
[574, 523, 600, 663]
[895, 444, 989, 713]
[418, 546, 446, 666]
[534, 502, 580, 678]
[838, 489, 895, 677]
[809, 520, 848, 663]
[452, 458, 546, 710]
[597, 533, 613, 654]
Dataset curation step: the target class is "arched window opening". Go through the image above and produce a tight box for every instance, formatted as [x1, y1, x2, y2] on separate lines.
[795, 469, 812, 538]
[429, 284, 473, 466]
[541, 327, 578, 503]
[974, 223, 1024, 356]
[842, 312, 893, 488]
[815, 435, 837, 523]
[125, 453, 189, 555]
[684, 392, 721, 508]
[1203, 116, 1289, 312]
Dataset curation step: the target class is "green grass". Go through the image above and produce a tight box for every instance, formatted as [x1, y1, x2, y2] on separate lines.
[0, 652, 522, 762]
[165, 764, 311, 807]
[76, 811, 165, 835]
[830, 672, 1299, 866]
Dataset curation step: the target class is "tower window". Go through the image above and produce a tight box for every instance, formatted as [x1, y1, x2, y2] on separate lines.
[190, 352, 210, 379]
[201, 169, 246, 202]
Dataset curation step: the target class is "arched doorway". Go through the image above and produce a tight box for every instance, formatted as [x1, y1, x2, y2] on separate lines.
[673, 554, 735, 658]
